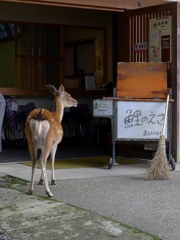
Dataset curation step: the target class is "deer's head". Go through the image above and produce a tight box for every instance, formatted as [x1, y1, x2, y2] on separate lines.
[48, 85, 78, 108]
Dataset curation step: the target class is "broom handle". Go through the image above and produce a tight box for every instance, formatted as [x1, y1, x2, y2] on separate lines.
[162, 94, 170, 136]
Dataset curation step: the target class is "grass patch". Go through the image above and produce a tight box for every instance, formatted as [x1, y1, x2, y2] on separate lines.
[1, 175, 28, 188]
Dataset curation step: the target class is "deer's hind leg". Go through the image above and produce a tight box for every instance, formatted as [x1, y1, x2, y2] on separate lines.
[39, 145, 53, 197]
[38, 151, 44, 185]
[29, 145, 37, 195]
[50, 144, 58, 185]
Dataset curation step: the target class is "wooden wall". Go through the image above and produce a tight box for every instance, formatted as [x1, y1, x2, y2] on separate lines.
[117, 3, 179, 161]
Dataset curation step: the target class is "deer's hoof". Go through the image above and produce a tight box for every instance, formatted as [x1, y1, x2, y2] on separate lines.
[51, 180, 56, 185]
[38, 180, 43, 185]
[47, 191, 53, 197]
[28, 190, 33, 195]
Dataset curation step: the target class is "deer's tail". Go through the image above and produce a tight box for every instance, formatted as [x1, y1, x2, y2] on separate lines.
[29, 109, 50, 140]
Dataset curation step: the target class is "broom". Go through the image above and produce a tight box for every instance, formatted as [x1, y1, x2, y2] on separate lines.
[146, 94, 170, 180]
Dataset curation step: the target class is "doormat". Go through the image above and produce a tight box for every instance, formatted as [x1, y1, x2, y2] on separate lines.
[20, 156, 142, 169]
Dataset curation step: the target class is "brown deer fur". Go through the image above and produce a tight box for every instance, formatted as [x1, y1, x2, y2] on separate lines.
[25, 85, 78, 197]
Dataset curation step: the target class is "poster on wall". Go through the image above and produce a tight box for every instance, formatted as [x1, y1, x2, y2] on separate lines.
[149, 17, 171, 62]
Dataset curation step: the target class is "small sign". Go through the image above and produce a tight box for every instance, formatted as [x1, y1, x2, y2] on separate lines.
[161, 34, 170, 62]
[93, 99, 113, 116]
[151, 18, 171, 30]
[134, 42, 148, 53]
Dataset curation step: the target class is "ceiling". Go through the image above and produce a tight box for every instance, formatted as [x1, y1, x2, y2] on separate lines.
[0, 0, 178, 11]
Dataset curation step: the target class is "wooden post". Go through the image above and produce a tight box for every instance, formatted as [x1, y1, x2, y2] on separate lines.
[176, 3, 180, 163]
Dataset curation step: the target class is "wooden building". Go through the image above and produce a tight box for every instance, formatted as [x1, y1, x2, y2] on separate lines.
[0, 0, 180, 162]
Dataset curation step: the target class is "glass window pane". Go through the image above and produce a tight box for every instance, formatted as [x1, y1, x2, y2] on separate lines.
[0, 23, 15, 87]
[77, 43, 94, 74]
[65, 46, 74, 76]
[17, 57, 38, 90]
[8, 23, 15, 35]
[43, 26, 60, 57]
[0, 24, 8, 38]
[41, 60, 60, 87]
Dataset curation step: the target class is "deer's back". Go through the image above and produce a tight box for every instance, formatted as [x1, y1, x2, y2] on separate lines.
[25, 108, 63, 146]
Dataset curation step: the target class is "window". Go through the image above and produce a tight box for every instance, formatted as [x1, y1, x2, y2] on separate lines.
[0, 22, 106, 94]
[0, 23, 15, 87]
[17, 24, 61, 90]
[65, 40, 95, 77]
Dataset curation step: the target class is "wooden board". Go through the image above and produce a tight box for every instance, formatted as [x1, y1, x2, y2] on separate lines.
[117, 62, 167, 99]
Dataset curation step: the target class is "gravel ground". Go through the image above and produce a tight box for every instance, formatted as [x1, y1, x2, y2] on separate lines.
[15, 171, 180, 240]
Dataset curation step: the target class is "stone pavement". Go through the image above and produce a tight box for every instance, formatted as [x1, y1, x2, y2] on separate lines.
[1, 161, 180, 239]
[0, 179, 155, 240]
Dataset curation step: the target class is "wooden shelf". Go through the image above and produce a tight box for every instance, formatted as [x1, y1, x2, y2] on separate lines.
[67, 89, 111, 97]
[0, 88, 111, 97]
[0, 88, 50, 97]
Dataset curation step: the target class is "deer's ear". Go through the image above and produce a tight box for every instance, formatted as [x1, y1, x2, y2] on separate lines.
[59, 85, 65, 92]
[48, 85, 57, 96]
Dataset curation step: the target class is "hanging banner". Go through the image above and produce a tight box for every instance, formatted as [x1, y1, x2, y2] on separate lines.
[149, 17, 171, 62]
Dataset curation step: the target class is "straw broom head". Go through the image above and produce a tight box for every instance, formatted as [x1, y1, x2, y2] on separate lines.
[146, 135, 170, 180]
[146, 94, 170, 180]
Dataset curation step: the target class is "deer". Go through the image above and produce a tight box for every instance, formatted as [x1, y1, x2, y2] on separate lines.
[25, 85, 78, 197]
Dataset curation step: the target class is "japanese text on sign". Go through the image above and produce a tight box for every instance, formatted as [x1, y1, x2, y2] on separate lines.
[117, 101, 167, 140]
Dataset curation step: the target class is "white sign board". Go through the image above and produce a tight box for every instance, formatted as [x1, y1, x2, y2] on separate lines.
[117, 101, 167, 140]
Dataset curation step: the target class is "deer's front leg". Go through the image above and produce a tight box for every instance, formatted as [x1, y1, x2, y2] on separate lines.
[38, 172, 44, 185]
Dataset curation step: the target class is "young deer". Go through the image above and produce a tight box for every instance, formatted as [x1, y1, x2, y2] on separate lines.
[25, 85, 78, 197]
